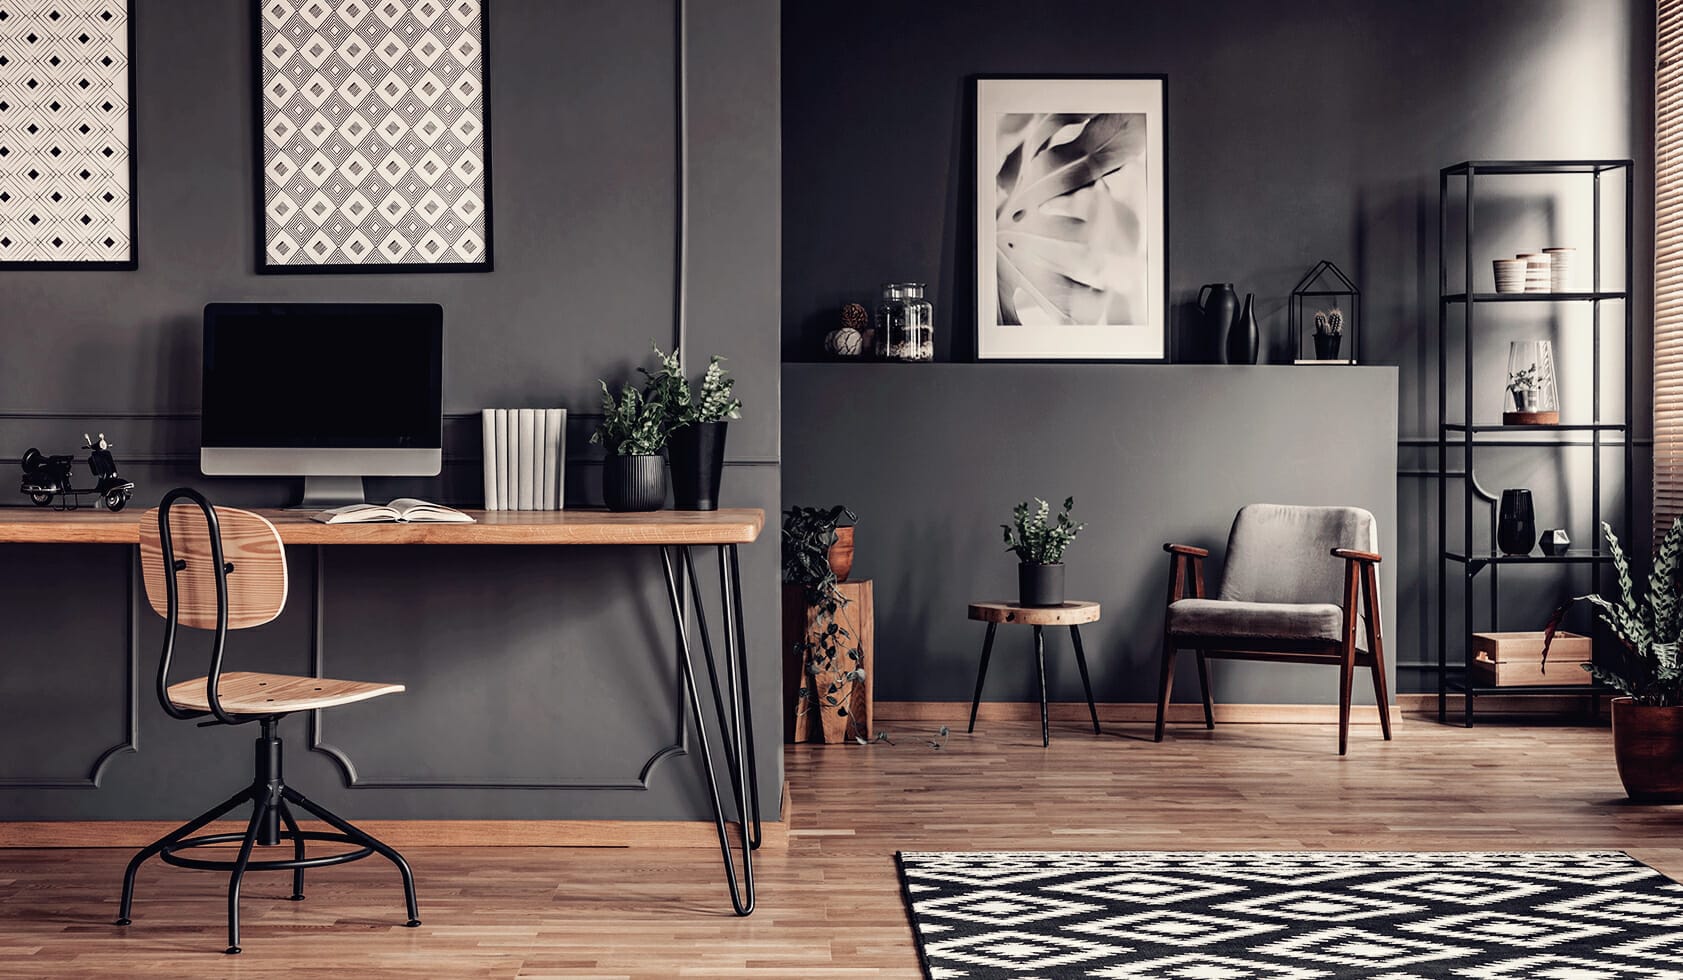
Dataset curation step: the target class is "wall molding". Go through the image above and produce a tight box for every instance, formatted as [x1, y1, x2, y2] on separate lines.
[877, 701, 1402, 726]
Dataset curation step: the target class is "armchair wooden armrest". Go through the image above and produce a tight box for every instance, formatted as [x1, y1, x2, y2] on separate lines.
[1164, 543, 1210, 557]
[1163, 544, 1207, 602]
[1331, 547, 1382, 564]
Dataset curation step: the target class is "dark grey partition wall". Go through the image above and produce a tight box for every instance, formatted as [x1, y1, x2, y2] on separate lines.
[0, 0, 782, 822]
[782, 363, 1398, 708]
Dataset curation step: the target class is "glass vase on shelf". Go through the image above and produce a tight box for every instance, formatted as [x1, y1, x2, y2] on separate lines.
[1502, 340, 1559, 426]
[874, 282, 934, 362]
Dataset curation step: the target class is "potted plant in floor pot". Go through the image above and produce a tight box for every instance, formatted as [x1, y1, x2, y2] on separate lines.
[1543, 517, 1683, 802]
[643, 344, 742, 511]
[1002, 497, 1084, 607]
[590, 377, 669, 512]
[782, 505, 864, 742]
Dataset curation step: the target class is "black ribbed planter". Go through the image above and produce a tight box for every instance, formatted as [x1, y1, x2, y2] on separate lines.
[603, 454, 667, 512]
[668, 421, 728, 511]
[1018, 562, 1066, 608]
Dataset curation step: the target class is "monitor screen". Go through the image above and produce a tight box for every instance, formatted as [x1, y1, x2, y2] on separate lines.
[201, 303, 443, 450]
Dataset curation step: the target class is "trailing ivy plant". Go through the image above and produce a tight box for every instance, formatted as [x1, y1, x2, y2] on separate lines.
[589, 379, 668, 456]
[782, 505, 864, 733]
[1542, 517, 1683, 706]
[1002, 496, 1085, 565]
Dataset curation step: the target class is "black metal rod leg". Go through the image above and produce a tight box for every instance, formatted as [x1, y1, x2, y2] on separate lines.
[968, 622, 997, 734]
[225, 795, 269, 955]
[283, 788, 420, 926]
[1068, 625, 1101, 735]
[660, 546, 753, 916]
[116, 787, 253, 925]
[277, 799, 306, 901]
[723, 544, 763, 849]
[1034, 625, 1049, 747]
[684, 546, 751, 844]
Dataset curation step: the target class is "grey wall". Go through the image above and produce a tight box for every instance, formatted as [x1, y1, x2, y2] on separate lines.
[783, 364, 1398, 705]
[0, 0, 782, 821]
[782, 0, 1653, 693]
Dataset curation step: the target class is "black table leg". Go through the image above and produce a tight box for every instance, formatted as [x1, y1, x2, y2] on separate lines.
[1034, 625, 1049, 747]
[725, 545, 763, 849]
[968, 622, 997, 733]
[1069, 626, 1101, 735]
[660, 546, 754, 916]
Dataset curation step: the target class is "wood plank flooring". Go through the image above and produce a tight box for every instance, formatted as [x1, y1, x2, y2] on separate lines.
[3, 712, 1682, 977]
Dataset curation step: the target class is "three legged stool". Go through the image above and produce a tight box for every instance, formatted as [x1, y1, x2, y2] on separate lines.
[966, 601, 1102, 746]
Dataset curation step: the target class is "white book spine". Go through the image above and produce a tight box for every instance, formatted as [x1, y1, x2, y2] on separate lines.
[543, 408, 565, 510]
[481, 409, 498, 511]
[497, 409, 512, 511]
[517, 409, 536, 510]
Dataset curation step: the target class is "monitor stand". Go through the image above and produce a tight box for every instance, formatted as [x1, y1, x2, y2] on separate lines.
[295, 476, 368, 510]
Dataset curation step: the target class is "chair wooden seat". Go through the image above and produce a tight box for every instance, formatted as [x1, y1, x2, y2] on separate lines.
[167, 671, 404, 715]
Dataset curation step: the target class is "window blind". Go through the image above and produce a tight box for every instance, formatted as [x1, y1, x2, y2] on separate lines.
[1656, 1, 1683, 544]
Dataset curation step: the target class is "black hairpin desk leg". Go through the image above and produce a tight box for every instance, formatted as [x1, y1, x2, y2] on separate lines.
[661, 545, 756, 916]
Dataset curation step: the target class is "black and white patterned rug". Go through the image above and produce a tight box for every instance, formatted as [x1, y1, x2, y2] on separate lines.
[896, 851, 1683, 979]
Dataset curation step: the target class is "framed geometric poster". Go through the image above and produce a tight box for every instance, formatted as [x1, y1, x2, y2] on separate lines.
[975, 75, 1166, 361]
[254, 0, 491, 272]
[0, 0, 136, 270]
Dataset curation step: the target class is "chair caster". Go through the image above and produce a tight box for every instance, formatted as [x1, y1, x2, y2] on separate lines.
[225, 946, 241, 955]
[405, 919, 421, 928]
[113, 917, 131, 926]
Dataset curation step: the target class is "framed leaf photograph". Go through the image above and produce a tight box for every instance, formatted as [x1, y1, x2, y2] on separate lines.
[975, 75, 1166, 360]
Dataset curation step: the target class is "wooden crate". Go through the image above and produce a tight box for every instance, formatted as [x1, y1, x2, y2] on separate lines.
[781, 580, 874, 743]
[1471, 631, 1593, 687]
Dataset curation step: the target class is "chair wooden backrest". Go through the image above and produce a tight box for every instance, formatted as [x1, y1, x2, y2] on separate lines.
[140, 500, 288, 630]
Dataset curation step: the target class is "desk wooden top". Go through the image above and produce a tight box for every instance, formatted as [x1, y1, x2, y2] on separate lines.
[0, 507, 764, 546]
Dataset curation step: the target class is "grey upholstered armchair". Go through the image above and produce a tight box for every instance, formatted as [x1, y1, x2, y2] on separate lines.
[1158, 504, 1391, 755]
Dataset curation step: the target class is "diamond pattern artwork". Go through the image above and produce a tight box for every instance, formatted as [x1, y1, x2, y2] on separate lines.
[898, 851, 1683, 979]
[256, 0, 489, 271]
[0, 0, 134, 268]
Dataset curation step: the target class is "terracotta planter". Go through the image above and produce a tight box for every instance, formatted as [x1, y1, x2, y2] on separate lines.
[827, 526, 855, 582]
[1611, 697, 1683, 803]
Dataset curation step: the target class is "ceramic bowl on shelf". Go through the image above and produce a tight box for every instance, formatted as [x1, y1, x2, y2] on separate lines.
[1517, 252, 1553, 293]
[1493, 258, 1528, 293]
[1544, 247, 1575, 292]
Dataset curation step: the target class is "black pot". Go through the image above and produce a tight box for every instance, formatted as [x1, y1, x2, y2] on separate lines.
[1313, 332, 1342, 360]
[668, 421, 728, 511]
[603, 454, 666, 512]
[1018, 562, 1066, 608]
[1497, 489, 1536, 556]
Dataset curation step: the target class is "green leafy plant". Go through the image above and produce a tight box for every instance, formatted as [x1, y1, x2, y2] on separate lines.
[1542, 518, 1683, 706]
[782, 505, 864, 734]
[640, 343, 742, 428]
[1508, 365, 1542, 395]
[1002, 496, 1085, 565]
[589, 379, 668, 456]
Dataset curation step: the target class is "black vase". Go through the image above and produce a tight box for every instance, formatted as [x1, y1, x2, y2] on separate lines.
[603, 454, 666, 512]
[668, 421, 728, 511]
[1497, 489, 1537, 556]
[1018, 562, 1066, 608]
[1225, 292, 1259, 365]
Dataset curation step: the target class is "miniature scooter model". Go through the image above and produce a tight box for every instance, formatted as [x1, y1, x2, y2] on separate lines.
[20, 433, 135, 512]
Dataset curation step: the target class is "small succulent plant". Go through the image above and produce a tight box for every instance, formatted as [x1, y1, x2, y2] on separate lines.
[1314, 309, 1344, 336]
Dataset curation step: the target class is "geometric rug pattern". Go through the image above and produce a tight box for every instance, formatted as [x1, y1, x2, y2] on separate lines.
[897, 851, 1683, 979]
[257, 0, 489, 269]
[0, 0, 134, 267]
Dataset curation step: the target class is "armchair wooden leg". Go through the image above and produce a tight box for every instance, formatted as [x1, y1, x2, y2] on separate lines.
[1194, 651, 1215, 729]
[1337, 655, 1355, 757]
[1155, 644, 1177, 743]
[1362, 563, 1393, 742]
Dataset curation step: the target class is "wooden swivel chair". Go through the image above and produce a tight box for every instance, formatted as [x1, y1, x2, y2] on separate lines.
[114, 488, 419, 954]
[1157, 503, 1391, 755]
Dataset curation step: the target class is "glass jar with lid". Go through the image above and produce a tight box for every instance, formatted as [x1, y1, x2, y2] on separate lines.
[874, 282, 934, 362]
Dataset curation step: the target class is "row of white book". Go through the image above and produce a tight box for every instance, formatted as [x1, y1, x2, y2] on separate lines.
[481, 408, 567, 511]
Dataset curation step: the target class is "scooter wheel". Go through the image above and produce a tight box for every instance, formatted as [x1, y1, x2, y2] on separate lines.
[104, 491, 130, 513]
[30, 493, 52, 507]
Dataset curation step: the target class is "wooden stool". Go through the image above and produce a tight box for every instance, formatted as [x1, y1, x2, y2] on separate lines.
[967, 601, 1102, 746]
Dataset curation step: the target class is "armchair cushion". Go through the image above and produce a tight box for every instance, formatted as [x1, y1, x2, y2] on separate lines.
[1167, 598, 1344, 644]
[1218, 504, 1378, 606]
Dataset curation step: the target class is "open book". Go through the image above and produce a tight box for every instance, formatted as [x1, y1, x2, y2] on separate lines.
[312, 498, 476, 524]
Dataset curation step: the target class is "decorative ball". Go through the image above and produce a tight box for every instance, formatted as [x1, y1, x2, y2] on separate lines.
[840, 302, 869, 331]
[825, 327, 864, 358]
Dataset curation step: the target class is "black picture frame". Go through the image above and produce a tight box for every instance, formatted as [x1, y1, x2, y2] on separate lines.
[0, 0, 139, 271]
[972, 73, 1168, 363]
[250, 0, 494, 274]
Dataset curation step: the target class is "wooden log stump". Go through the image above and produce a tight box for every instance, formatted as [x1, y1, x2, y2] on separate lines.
[782, 580, 874, 743]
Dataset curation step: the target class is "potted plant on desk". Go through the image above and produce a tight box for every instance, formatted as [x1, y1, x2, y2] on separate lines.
[1543, 518, 1683, 802]
[643, 344, 742, 511]
[1003, 497, 1084, 607]
[590, 377, 669, 512]
[782, 505, 863, 742]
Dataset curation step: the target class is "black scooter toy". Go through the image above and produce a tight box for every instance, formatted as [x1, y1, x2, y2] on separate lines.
[20, 433, 135, 512]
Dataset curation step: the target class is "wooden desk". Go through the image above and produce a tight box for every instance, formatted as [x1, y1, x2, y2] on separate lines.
[0, 506, 765, 916]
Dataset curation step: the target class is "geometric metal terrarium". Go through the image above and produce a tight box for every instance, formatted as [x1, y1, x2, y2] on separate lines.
[1289, 260, 1359, 364]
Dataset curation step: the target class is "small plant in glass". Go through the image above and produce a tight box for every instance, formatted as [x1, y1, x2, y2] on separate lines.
[1503, 340, 1559, 425]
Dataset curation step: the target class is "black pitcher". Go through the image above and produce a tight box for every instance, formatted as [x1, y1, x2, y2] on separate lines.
[1196, 283, 1239, 364]
[1497, 489, 1537, 556]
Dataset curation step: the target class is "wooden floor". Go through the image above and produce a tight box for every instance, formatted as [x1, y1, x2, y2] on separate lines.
[3, 712, 1683, 977]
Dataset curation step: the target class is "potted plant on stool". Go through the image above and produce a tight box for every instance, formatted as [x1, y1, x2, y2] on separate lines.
[1543, 517, 1683, 802]
[782, 505, 864, 742]
[590, 377, 669, 512]
[1003, 497, 1084, 607]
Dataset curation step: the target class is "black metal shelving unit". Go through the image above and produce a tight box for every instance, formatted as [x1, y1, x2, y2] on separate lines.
[1436, 159, 1635, 726]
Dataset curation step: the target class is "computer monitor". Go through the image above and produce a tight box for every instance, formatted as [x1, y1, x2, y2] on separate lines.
[200, 302, 444, 507]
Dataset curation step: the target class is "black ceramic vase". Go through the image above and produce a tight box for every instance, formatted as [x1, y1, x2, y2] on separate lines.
[1197, 283, 1239, 364]
[1018, 562, 1066, 608]
[668, 421, 728, 511]
[1497, 489, 1537, 556]
[603, 454, 666, 512]
[1225, 292, 1259, 365]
